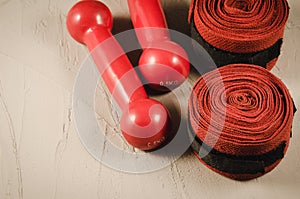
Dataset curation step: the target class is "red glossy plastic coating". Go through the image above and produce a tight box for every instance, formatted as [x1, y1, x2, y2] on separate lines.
[66, 0, 170, 150]
[127, 0, 190, 91]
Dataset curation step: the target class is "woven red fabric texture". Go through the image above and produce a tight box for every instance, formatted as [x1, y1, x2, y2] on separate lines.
[188, 64, 295, 180]
[190, 18, 283, 70]
[189, 0, 289, 54]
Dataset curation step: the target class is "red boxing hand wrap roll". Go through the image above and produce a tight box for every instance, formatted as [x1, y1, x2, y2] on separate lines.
[188, 64, 296, 180]
[189, 0, 289, 70]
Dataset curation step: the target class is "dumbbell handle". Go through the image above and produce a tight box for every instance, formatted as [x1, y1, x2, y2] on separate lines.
[84, 28, 148, 110]
[127, 0, 170, 46]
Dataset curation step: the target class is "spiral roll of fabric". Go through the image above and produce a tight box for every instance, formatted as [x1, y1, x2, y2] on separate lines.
[189, 0, 289, 70]
[188, 64, 296, 180]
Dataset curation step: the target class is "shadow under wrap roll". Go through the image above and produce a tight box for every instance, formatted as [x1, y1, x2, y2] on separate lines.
[188, 64, 296, 180]
[188, 0, 289, 70]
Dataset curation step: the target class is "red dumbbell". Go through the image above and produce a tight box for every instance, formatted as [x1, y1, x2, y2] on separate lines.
[127, 0, 190, 91]
[67, 0, 170, 150]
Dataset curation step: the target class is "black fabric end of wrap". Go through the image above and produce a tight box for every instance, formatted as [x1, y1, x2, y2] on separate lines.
[293, 100, 297, 115]
[290, 99, 296, 138]
[187, 115, 286, 175]
[190, 19, 283, 68]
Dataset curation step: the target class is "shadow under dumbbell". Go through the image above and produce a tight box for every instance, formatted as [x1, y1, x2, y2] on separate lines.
[162, 0, 191, 36]
[112, 16, 142, 67]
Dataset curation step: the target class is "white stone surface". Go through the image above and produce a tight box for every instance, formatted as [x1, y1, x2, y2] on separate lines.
[0, 0, 299, 198]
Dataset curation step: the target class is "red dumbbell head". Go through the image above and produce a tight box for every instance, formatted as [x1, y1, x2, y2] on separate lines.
[139, 40, 190, 91]
[67, 0, 113, 44]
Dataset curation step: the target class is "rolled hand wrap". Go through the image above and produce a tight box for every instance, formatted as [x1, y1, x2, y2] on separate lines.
[188, 64, 296, 180]
[189, 0, 289, 70]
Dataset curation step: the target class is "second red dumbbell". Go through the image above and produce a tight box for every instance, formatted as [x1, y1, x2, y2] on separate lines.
[127, 0, 190, 91]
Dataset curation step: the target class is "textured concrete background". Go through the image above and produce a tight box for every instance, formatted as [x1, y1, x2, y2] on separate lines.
[0, 0, 299, 198]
